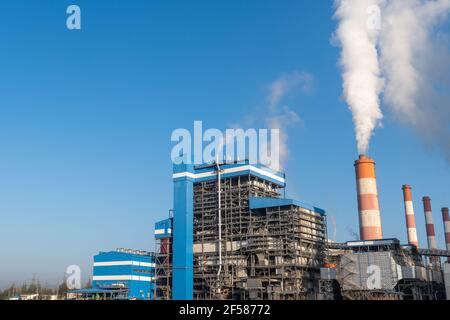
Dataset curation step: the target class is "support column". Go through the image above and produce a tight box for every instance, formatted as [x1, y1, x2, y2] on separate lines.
[172, 162, 194, 300]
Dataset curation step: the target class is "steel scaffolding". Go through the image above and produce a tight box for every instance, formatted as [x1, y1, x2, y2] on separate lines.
[329, 239, 447, 300]
[155, 237, 172, 300]
[192, 174, 326, 299]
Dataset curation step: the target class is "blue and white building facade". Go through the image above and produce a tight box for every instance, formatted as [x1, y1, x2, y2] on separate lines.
[171, 160, 288, 299]
[154, 218, 173, 240]
[171, 159, 327, 300]
[92, 249, 155, 300]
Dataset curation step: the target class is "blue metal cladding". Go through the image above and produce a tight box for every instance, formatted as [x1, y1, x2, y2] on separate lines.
[155, 218, 173, 239]
[92, 251, 155, 300]
[173, 160, 286, 187]
[172, 162, 194, 300]
[94, 251, 154, 263]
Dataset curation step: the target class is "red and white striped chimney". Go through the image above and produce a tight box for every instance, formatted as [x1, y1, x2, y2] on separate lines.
[442, 207, 450, 258]
[354, 155, 383, 240]
[402, 185, 418, 247]
[423, 196, 437, 250]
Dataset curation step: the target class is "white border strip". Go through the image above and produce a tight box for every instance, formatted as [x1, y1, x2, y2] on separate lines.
[93, 275, 154, 282]
[173, 165, 284, 184]
[94, 261, 155, 268]
[154, 228, 172, 235]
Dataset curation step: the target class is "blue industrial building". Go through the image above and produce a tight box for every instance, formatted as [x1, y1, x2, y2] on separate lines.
[171, 160, 289, 299]
[165, 159, 327, 300]
[91, 248, 155, 300]
[154, 218, 173, 239]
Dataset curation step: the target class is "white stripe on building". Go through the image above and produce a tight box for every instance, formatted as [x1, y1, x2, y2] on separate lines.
[93, 261, 155, 268]
[154, 228, 172, 235]
[93, 275, 154, 282]
[172, 165, 285, 184]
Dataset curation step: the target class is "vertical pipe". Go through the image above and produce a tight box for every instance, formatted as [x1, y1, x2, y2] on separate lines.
[153, 240, 157, 300]
[423, 196, 437, 250]
[216, 159, 222, 281]
[402, 185, 419, 247]
[442, 207, 450, 261]
[354, 155, 383, 240]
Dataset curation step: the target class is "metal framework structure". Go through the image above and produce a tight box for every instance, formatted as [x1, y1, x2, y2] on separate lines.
[155, 237, 172, 300]
[192, 173, 327, 300]
[396, 279, 436, 300]
[156, 160, 450, 300]
[325, 239, 450, 300]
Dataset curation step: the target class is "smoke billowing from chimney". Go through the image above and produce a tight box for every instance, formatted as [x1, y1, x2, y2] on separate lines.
[333, 0, 384, 155]
[334, 0, 450, 157]
[380, 0, 450, 161]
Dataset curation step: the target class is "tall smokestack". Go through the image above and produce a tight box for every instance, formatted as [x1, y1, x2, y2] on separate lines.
[354, 155, 383, 240]
[422, 196, 437, 250]
[442, 207, 450, 261]
[402, 185, 419, 247]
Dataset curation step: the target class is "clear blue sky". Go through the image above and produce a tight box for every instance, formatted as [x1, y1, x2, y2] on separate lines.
[0, 1, 448, 288]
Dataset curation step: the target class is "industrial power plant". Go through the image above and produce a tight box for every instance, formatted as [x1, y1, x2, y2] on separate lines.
[72, 154, 450, 301]
[146, 155, 450, 300]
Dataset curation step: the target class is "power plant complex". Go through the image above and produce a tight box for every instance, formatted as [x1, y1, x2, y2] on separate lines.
[149, 155, 450, 300]
[77, 154, 450, 300]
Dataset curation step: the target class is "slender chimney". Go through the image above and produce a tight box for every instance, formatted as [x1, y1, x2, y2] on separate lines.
[422, 196, 437, 250]
[354, 155, 383, 240]
[402, 185, 419, 247]
[442, 207, 450, 260]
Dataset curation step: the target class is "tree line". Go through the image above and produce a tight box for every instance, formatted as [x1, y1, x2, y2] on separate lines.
[0, 278, 92, 299]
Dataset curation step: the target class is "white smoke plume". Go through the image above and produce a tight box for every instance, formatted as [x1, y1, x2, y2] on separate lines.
[266, 107, 301, 167]
[268, 71, 314, 112]
[333, 0, 385, 155]
[266, 71, 313, 168]
[232, 71, 312, 170]
[380, 0, 450, 160]
[334, 0, 450, 159]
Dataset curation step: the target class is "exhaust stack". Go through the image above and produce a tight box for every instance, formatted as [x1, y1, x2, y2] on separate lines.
[442, 207, 450, 261]
[422, 196, 437, 250]
[354, 155, 383, 240]
[402, 185, 419, 247]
